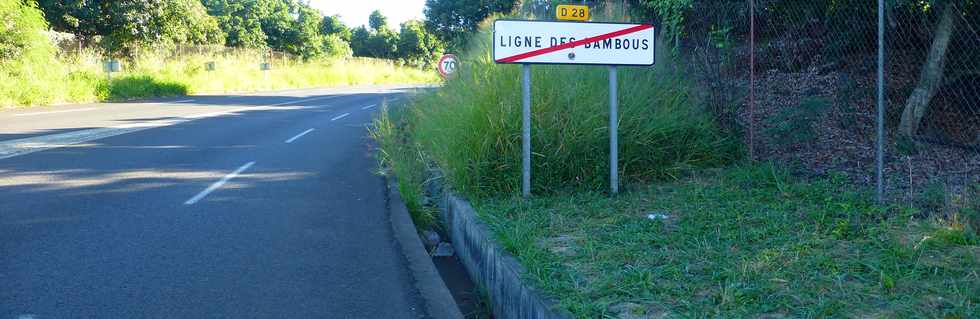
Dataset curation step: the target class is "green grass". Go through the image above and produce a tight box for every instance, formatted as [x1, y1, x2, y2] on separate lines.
[381, 28, 739, 200]
[473, 164, 979, 318]
[1, 48, 439, 107]
[371, 101, 440, 230]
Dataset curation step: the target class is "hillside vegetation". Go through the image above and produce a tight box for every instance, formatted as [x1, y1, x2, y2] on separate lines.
[0, 0, 440, 107]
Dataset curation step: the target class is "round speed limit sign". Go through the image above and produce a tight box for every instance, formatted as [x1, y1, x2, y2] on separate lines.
[437, 54, 458, 77]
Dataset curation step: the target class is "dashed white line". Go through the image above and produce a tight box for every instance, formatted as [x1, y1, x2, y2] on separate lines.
[184, 161, 255, 205]
[268, 96, 337, 107]
[285, 128, 314, 143]
[12, 108, 98, 117]
[331, 113, 350, 121]
[172, 99, 195, 103]
[361, 104, 376, 110]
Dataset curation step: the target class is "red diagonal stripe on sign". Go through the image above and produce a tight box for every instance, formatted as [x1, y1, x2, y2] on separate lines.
[497, 24, 653, 63]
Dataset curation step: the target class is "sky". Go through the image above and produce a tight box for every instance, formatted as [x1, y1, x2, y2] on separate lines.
[309, 0, 427, 29]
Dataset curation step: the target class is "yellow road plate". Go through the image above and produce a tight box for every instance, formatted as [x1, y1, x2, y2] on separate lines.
[556, 5, 589, 21]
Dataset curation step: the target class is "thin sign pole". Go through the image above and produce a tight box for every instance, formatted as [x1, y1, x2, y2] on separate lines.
[876, 0, 885, 203]
[609, 66, 619, 194]
[749, 0, 755, 161]
[522, 64, 532, 198]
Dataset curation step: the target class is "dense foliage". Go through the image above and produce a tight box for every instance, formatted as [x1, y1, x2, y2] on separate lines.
[27, 0, 447, 64]
[37, 0, 224, 54]
[0, 0, 52, 62]
[424, 0, 518, 48]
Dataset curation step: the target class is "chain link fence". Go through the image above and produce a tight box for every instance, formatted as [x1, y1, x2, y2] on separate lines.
[661, 0, 979, 204]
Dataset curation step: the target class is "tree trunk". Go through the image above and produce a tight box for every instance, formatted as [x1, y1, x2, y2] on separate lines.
[898, 4, 957, 138]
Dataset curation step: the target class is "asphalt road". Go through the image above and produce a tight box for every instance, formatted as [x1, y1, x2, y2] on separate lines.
[0, 86, 427, 318]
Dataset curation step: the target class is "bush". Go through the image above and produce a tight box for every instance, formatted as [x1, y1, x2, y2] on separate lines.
[108, 76, 188, 100]
[0, 0, 52, 62]
[380, 28, 741, 198]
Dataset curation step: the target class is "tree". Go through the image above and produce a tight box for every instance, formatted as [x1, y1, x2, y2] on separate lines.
[321, 15, 351, 41]
[37, 0, 223, 55]
[255, 0, 296, 52]
[35, 0, 107, 39]
[423, 0, 518, 46]
[397, 20, 444, 66]
[368, 10, 388, 31]
[350, 26, 371, 56]
[0, 0, 54, 62]
[323, 34, 352, 58]
[366, 28, 399, 59]
[283, 4, 325, 59]
[898, 3, 958, 138]
[202, 0, 267, 48]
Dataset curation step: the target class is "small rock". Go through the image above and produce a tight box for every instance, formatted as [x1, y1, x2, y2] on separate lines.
[646, 212, 669, 220]
[431, 242, 454, 257]
[421, 230, 441, 249]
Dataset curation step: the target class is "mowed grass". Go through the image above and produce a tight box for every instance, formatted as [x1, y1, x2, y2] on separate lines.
[474, 164, 979, 318]
[0, 49, 439, 107]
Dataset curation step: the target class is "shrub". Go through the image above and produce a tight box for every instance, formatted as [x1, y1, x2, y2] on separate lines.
[0, 0, 52, 62]
[108, 76, 188, 100]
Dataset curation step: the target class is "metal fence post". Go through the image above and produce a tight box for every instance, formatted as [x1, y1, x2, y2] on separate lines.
[522, 64, 532, 198]
[876, 0, 886, 203]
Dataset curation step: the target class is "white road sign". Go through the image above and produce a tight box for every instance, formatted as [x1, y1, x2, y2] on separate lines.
[493, 20, 655, 66]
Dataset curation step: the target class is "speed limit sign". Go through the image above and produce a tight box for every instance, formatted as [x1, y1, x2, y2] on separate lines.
[437, 54, 458, 77]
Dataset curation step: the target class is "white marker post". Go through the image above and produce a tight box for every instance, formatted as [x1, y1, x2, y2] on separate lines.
[493, 20, 656, 196]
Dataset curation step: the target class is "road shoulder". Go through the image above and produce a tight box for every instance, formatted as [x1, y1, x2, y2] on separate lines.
[386, 177, 464, 319]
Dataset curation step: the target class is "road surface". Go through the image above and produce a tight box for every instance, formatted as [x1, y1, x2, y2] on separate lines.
[0, 86, 427, 318]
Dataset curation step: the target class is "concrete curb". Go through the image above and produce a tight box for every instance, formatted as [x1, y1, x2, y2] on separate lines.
[439, 192, 573, 319]
[386, 178, 464, 319]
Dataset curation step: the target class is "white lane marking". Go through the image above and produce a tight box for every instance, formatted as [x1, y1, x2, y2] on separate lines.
[0, 95, 350, 160]
[331, 113, 350, 121]
[172, 99, 195, 103]
[268, 96, 336, 107]
[360, 104, 376, 110]
[12, 108, 98, 117]
[184, 161, 255, 205]
[285, 128, 314, 143]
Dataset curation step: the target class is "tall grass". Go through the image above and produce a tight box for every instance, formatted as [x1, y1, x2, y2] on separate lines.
[378, 28, 741, 198]
[1, 48, 439, 107]
[371, 102, 439, 229]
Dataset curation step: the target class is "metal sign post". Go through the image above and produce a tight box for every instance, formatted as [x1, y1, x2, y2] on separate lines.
[608, 66, 618, 194]
[493, 19, 655, 197]
[522, 65, 532, 197]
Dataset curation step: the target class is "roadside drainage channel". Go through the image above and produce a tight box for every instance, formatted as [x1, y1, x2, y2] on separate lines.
[431, 184, 572, 319]
[388, 178, 488, 318]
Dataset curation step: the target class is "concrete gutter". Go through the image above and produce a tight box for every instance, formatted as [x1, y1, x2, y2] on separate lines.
[386, 178, 464, 319]
[439, 191, 573, 319]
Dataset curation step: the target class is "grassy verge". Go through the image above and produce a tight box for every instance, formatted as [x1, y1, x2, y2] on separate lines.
[1, 49, 439, 107]
[379, 28, 738, 200]
[371, 17, 976, 318]
[474, 164, 979, 318]
[371, 101, 440, 230]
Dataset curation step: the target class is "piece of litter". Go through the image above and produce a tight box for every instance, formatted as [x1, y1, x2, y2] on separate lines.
[431, 242, 455, 257]
[646, 213, 669, 220]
